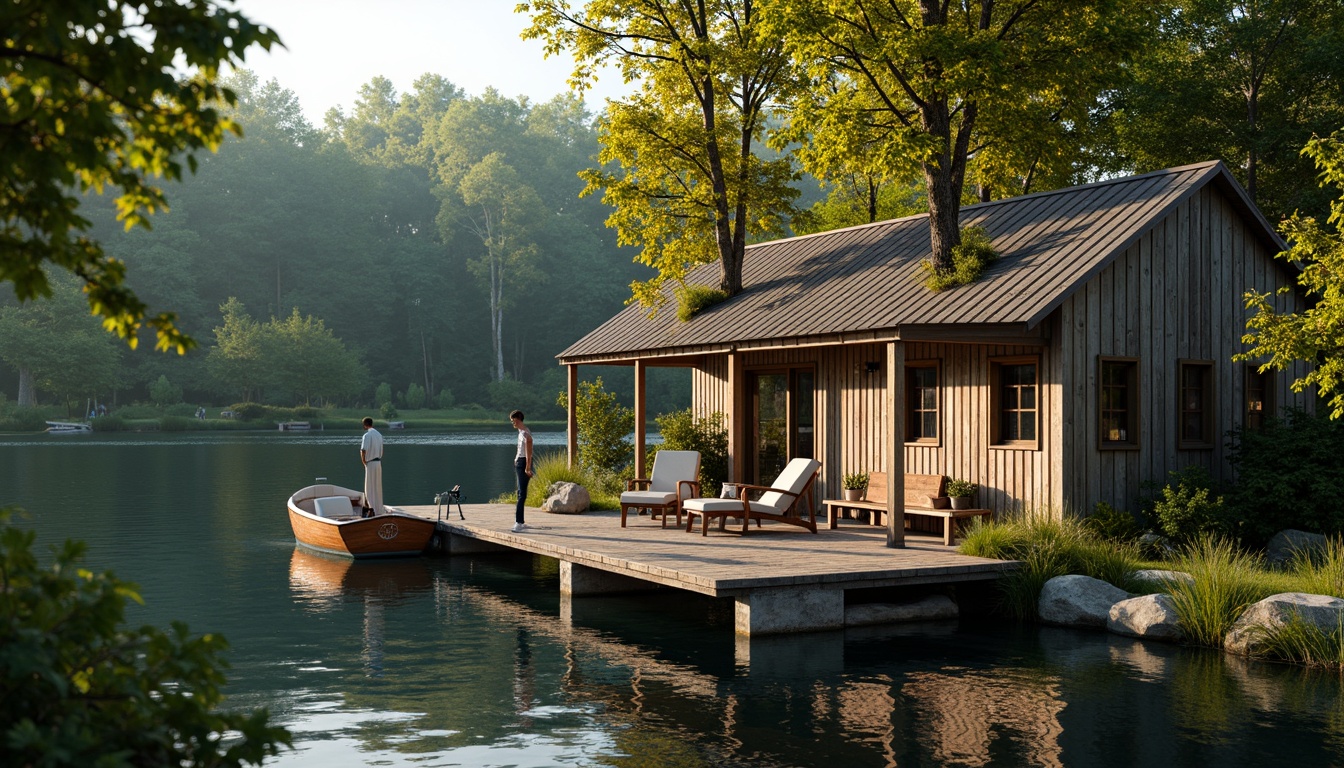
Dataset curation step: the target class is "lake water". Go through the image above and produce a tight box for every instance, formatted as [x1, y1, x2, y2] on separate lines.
[3, 431, 1343, 767]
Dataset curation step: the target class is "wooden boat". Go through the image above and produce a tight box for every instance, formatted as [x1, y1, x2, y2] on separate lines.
[46, 421, 92, 433]
[386, 420, 405, 429]
[277, 421, 311, 431]
[287, 483, 436, 559]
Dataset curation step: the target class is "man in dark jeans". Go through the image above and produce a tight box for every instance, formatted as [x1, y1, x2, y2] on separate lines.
[510, 410, 533, 532]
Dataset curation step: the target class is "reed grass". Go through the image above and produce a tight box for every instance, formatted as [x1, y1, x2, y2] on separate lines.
[1165, 536, 1283, 648]
[1288, 536, 1344, 599]
[1252, 612, 1344, 669]
[491, 449, 621, 511]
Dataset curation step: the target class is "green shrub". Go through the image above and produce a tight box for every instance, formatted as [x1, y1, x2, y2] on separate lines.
[650, 409, 729, 497]
[676, 285, 729, 322]
[1082, 502, 1144, 542]
[148, 374, 182, 407]
[494, 450, 621, 511]
[229, 402, 269, 421]
[0, 509, 290, 766]
[1227, 409, 1344, 544]
[922, 226, 998, 291]
[1151, 466, 1231, 543]
[0, 408, 52, 432]
[405, 382, 426, 410]
[89, 414, 125, 432]
[374, 382, 393, 407]
[435, 388, 455, 409]
[488, 377, 541, 416]
[380, 401, 399, 419]
[557, 377, 633, 475]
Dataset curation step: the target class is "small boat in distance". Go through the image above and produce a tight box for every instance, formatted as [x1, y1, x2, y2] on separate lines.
[46, 421, 92, 433]
[287, 483, 436, 559]
[277, 421, 312, 431]
[386, 420, 405, 429]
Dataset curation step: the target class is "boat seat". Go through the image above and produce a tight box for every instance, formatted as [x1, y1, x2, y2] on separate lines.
[314, 496, 354, 518]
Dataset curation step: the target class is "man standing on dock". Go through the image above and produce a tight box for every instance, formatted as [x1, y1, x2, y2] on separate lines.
[360, 417, 384, 516]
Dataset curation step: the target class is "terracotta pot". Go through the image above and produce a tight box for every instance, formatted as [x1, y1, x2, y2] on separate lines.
[843, 488, 865, 501]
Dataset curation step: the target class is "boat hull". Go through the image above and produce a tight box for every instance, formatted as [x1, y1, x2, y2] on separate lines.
[287, 485, 436, 559]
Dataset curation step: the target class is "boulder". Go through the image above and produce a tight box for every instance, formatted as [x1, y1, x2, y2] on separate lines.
[1132, 569, 1195, 588]
[1265, 529, 1330, 569]
[541, 481, 591, 514]
[1038, 574, 1131, 628]
[1108, 593, 1184, 641]
[845, 595, 958, 627]
[1224, 592, 1344, 656]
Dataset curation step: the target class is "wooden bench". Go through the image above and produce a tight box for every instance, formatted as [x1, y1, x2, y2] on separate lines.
[822, 471, 992, 546]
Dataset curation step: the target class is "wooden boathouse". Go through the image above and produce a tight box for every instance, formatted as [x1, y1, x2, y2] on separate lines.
[557, 161, 1314, 542]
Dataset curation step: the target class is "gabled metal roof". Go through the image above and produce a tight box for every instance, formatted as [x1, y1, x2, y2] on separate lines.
[559, 161, 1285, 363]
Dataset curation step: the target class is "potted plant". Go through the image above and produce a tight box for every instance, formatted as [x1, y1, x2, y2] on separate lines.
[842, 472, 869, 501]
[946, 479, 976, 510]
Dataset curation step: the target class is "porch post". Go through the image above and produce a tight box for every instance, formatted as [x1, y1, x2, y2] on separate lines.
[566, 364, 578, 470]
[727, 349, 743, 483]
[886, 341, 906, 548]
[634, 359, 647, 479]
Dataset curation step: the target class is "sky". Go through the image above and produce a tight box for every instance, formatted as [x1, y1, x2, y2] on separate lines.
[229, 0, 631, 125]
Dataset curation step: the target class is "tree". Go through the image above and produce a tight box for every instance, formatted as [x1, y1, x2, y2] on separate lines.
[263, 309, 368, 406]
[205, 298, 268, 403]
[1, 0, 279, 351]
[1238, 131, 1344, 418]
[1098, 0, 1344, 224]
[520, 0, 800, 306]
[775, 0, 1157, 273]
[556, 377, 634, 474]
[0, 509, 290, 767]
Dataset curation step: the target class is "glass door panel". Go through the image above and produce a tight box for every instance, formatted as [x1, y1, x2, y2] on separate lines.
[754, 373, 788, 483]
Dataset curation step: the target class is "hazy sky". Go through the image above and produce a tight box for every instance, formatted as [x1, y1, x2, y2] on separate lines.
[230, 0, 630, 124]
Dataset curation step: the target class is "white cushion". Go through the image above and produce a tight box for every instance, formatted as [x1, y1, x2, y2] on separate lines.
[314, 496, 353, 518]
[757, 458, 821, 512]
[648, 450, 700, 494]
[620, 490, 677, 506]
[682, 498, 748, 513]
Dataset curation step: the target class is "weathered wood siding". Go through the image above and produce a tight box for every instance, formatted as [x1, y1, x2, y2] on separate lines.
[1056, 186, 1313, 515]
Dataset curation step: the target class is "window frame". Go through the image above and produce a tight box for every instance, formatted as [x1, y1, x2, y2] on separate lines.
[990, 355, 1041, 451]
[904, 359, 941, 446]
[1177, 359, 1216, 449]
[1097, 356, 1140, 451]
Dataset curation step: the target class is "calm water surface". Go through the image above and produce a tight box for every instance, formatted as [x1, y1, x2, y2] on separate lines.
[3, 431, 1343, 767]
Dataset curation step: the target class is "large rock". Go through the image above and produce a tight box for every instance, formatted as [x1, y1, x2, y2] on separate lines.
[1038, 574, 1131, 628]
[1224, 592, 1344, 656]
[845, 595, 958, 627]
[541, 481, 590, 514]
[1108, 593, 1184, 641]
[1265, 529, 1330, 569]
[1132, 569, 1195, 589]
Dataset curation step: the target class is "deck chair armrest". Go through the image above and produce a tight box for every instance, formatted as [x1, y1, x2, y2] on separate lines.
[626, 477, 652, 491]
[736, 483, 801, 501]
[676, 479, 700, 500]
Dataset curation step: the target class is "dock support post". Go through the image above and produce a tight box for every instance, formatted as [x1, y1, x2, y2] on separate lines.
[443, 532, 512, 555]
[560, 561, 658, 596]
[734, 587, 845, 636]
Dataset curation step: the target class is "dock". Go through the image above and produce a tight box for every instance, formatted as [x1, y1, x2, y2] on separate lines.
[395, 503, 1017, 637]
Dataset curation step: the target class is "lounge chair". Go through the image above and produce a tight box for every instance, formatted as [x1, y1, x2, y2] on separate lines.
[681, 458, 822, 535]
[619, 450, 701, 528]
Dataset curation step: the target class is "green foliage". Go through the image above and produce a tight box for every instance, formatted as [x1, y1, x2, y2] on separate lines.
[435, 388, 455, 409]
[1287, 536, 1344, 599]
[521, 450, 619, 511]
[842, 472, 869, 490]
[1226, 409, 1344, 544]
[1166, 536, 1278, 648]
[651, 409, 729, 497]
[380, 402, 399, 420]
[556, 377, 633, 475]
[676, 285, 729, 322]
[520, 0, 801, 304]
[0, 407, 51, 432]
[1082, 502, 1144, 542]
[946, 478, 976, 498]
[1152, 466, 1232, 543]
[228, 402, 269, 421]
[404, 383, 426, 410]
[1251, 612, 1344, 670]
[1, 1, 279, 352]
[0, 509, 290, 766]
[1238, 131, 1344, 419]
[149, 374, 182, 407]
[921, 227, 998, 291]
[791, 175, 927, 235]
[159, 415, 196, 432]
[958, 512, 1143, 621]
[488, 377, 542, 417]
[375, 382, 394, 407]
[90, 414, 126, 432]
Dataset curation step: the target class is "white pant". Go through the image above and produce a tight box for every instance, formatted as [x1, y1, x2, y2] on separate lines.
[363, 460, 384, 514]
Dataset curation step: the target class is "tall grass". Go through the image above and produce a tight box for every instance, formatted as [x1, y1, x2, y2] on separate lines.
[1165, 536, 1283, 648]
[1288, 536, 1344, 599]
[491, 450, 621, 511]
[959, 511, 1142, 621]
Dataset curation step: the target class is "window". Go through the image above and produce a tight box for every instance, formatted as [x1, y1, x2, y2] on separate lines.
[906, 362, 939, 443]
[1244, 364, 1274, 431]
[992, 357, 1039, 448]
[1099, 357, 1139, 450]
[1178, 360, 1215, 448]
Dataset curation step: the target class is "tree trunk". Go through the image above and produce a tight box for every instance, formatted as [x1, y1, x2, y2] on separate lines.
[17, 367, 35, 408]
[1246, 79, 1259, 203]
[420, 331, 431, 397]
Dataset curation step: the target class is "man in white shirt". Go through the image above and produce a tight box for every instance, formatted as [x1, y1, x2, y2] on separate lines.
[360, 417, 384, 515]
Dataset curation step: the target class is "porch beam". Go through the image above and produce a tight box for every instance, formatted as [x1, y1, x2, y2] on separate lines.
[886, 341, 906, 548]
[728, 350, 744, 483]
[566, 364, 578, 470]
[634, 359, 647, 479]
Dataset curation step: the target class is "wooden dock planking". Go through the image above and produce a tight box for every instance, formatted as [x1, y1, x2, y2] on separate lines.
[396, 503, 1015, 597]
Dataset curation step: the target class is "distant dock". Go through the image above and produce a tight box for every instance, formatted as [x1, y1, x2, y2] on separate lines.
[395, 503, 1017, 637]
